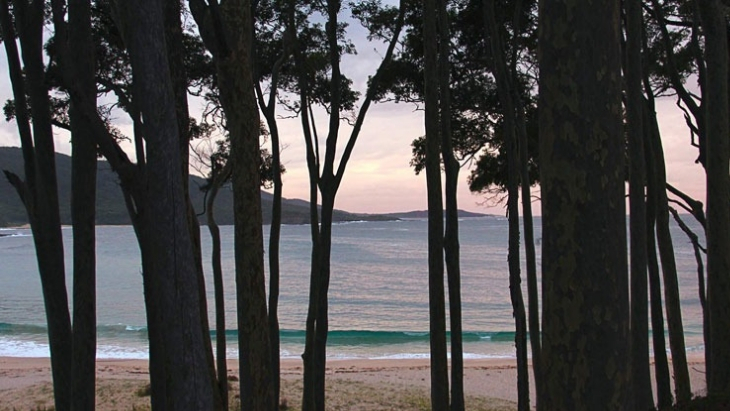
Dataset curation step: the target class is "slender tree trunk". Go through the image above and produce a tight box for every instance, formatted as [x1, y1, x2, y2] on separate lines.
[435, 1, 464, 409]
[538, 1, 630, 409]
[669, 207, 710, 382]
[698, 0, 730, 396]
[647, 100, 692, 404]
[314, 196, 336, 411]
[267, 113, 283, 411]
[506, 133, 529, 411]
[644, 98, 673, 410]
[507, 0, 543, 400]
[625, 0, 652, 408]
[484, 1, 529, 409]
[423, 0, 449, 407]
[515, 88, 542, 411]
[207, 163, 232, 411]
[68, 1, 97, 409]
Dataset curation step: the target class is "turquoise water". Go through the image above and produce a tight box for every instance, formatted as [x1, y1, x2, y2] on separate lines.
[0, 217, 706, 359]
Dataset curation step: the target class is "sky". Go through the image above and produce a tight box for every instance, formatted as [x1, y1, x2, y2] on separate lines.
[0, 17, 707, 217]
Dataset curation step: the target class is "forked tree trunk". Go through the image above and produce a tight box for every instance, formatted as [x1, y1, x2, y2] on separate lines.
[436, 1, 464, 409]
[423, 0, 449, 408]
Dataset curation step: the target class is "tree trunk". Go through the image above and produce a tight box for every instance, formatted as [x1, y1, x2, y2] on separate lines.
[483, 1, 529, 409]
[436, 1, 464, 409]
[625, 0, 652, 408]
[509, 0, 543, 401]
[644, 98, 673, 410]
[215, 0, 275, 404]
[162, 5, 220, 407]
[515, 74, 542, 411]
[207, 163, 232, 411]
[698, 0, 730, 396]
[257, 68, 287, 408]
[647, 100, 692, 404]
[68, 1, 97, 409]
[122, 1, 216, 408]
[0, 3, 73, 410]
[538, 1, 630, 409]
[314, 196, 336, 411]
[423, 0, 449, 408]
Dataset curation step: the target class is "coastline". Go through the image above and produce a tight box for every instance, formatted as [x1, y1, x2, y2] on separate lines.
[0, 354, 707, 410]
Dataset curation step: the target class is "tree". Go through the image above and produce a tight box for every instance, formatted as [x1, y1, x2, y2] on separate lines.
[189, 0, 275, 408]
[643, 93, 674, 409]
[280, 1, 404, 409]
[422, 0, 449, 408]
[62, 1, 98, 409]
[483, 1, 529, 409]
[434, 0, 465, 409]
[538, 0, 630, 409]
[46, 0, 218, 408]
[697, 0, 730, 396]
[624, 0, 652, 408]
[0, 2, 73, 409]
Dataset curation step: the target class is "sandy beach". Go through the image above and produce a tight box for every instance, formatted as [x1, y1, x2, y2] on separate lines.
[0, 354, 707, 410]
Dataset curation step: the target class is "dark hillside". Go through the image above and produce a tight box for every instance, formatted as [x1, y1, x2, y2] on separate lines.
[0, 147, 395, 226]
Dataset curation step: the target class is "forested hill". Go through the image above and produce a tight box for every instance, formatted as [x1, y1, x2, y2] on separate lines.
[0, 147, 395, 227]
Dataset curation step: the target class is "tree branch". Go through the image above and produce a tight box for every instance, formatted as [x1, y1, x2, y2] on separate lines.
[334, 0, 405, 188]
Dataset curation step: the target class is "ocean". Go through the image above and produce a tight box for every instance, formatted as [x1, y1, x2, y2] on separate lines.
[0, 216, 706, 360]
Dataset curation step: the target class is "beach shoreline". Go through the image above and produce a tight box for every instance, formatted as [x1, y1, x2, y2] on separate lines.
[0, 354, 707, 410]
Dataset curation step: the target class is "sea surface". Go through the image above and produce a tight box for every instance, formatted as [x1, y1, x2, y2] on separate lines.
[0, 216, 706, 360]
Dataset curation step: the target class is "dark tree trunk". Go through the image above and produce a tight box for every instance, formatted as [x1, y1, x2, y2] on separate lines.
[698, 0, 730, 396]
[538, 1, 630, 409]
[647, 101, 692, 404]
[286, 1, 403, 409]
[189, 1, 275, 408]
[314, 198, 335, 411]
[68, 1, 98, 409]
[162, 3, 221, 406]
[436, 1, 464, 410]
[0, 3, 73, 410]
[624, 0, 652, 408]
[515, 70, 542, 411]
[268, 136, 283, 409]
[423, 0, 449, 408]
[644, 98, 673, 410]
[256, 47, 289, 406]
[483, 1, 529, 409]
[207, 163, 232, 411]
[122, 1, 216, 408]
